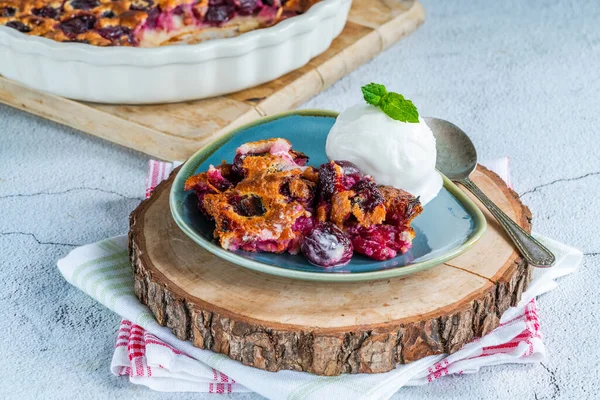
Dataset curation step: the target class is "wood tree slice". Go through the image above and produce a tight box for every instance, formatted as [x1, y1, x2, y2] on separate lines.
[129, 165, 533, 376]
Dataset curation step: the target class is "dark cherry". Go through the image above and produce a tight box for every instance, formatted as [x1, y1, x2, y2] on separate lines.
[279, 178, 315, 208]
[207, 167, 234, 191]
[1, 7, 16, 17]
[351, 178, 384, 212]
[32, 6, 60, 19]
[69, 0, 100, 10]
[59, 15, 96, 36]
[318, 161, 364, 202]
[204, 4, 235, 24]
[231, 153, 247, 179]
[144, 7, 160, 29]
[98, 25, 131, 41]
[237, 0, 258, 15]
[218, 163, 242, 185]
[6, 21, 31, 33]
[229, 194, 266, 217]
[262, 0, 274, 5]
[130, 0, 154, 11]
[317, 162, 340, 201]
[301, 222, 353, 267]
[279, 179, 293, 199]
[101, 10, 116, 18]
[335, 160, 362, 189]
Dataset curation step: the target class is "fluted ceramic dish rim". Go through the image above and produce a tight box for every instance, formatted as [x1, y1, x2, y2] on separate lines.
[169, 109, 488, 282]
[0, 0, 346, 66]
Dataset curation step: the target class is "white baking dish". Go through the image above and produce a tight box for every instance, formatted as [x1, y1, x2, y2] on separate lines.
[0, 0, 351, 104]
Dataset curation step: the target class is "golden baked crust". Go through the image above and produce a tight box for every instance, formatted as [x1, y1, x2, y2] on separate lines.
[0, 0, 321, 46]
[378, 185, 423, 228]
[203, 169, 314, 253]
[185, 138, 315, 254]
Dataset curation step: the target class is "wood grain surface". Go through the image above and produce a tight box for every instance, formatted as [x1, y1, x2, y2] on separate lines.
[0, 0, 425, 161]
[128, 165, 533, 375]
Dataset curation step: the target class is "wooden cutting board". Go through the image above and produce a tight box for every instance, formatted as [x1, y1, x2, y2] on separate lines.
[0, 0, 425, 161]
[129, 165, 533, 376]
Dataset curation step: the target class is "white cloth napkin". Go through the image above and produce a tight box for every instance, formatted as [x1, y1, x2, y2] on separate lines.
[57, 158, 582, 400]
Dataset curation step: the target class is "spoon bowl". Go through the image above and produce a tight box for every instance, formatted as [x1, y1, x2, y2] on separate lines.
[424, 117, 555, 268]
[424, 117, 478, 181]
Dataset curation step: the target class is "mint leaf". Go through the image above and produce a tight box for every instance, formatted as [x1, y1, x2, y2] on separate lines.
[380, 92, 420, 123]
[361, 83, 388, 106]
[361, 83, 420, 123]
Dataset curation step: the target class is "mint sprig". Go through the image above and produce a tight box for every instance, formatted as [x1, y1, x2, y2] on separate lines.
[361, 83, 419, 123]
[361, 83, 387, 106]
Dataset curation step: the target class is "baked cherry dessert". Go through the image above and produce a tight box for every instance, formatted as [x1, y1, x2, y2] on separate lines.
[184, 138, 423, 268]
[0, 0, 321, 47]
[184, 138, 317, 254]
[315, 160, 423, 261]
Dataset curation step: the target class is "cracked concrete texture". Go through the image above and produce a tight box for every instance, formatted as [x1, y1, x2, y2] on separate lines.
[0, 0, 598, 398]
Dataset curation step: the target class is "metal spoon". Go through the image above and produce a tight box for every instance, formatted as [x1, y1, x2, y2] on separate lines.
[424, 117, 555, 268]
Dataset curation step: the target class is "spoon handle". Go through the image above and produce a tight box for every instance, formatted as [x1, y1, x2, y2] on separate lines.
[459, 177, 555, 268]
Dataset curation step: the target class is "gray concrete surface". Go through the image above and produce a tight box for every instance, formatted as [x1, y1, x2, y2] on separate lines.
[1, 0, 598, 398]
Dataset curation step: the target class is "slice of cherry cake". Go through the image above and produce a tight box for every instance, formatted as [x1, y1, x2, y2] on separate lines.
[0, 0, 321, 46]
[184, 139, 423, 267]
[315, 160, 423, 261]
[184, 138, 317, 254]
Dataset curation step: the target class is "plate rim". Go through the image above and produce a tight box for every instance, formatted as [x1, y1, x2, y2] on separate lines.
[170, 109, 487, 282]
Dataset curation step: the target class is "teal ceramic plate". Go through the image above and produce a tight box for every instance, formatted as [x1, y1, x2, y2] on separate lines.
[170, 110, 487, 282]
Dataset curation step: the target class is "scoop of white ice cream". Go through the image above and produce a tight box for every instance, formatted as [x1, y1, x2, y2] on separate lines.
[326, 104, 442, 205]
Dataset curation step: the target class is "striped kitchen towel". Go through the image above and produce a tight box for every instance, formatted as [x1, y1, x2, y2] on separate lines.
[57, 159, 582, 400]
